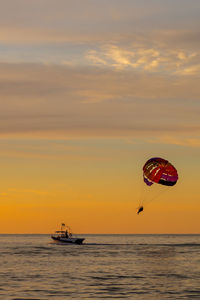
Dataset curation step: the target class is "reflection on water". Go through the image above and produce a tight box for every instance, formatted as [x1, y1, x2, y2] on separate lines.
[0, 234, 199, 299]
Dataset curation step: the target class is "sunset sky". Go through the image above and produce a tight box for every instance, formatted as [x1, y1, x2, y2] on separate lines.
[0, 0, 200, 233]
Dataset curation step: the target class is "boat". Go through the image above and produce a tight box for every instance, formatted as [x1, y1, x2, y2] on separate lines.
[51, 223, 85, 244]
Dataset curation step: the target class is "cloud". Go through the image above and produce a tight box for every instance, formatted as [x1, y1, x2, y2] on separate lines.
[0, 139, 119, 161]
[178, 64, 200, 75]
[85, 43, 199, 74]
[8, 188, 49, 195]
[0, 62, 200, 139]
[0, 193, 8, 197]
[0, 11, 199, 79]
[148, 136, 200, 148]
[0, 26, 114, 45]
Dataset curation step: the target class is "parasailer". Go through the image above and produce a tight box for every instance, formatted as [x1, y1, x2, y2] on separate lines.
[143, 157, 178, 187]
[137, 206, 144, 215]
[137, 157, 178, 214]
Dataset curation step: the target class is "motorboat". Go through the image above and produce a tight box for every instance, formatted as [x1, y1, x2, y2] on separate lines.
[51, 223, 85, 244]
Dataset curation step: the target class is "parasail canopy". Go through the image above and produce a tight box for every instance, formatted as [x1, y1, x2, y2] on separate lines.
[143, 157, 178, 187]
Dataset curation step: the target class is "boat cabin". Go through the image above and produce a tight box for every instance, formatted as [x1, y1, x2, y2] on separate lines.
[52, 230, 72, 239]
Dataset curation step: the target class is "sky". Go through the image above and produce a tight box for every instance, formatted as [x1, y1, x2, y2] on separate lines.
[0, 0, 200, 233]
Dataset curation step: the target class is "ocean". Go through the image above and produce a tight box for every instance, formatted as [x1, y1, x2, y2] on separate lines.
[0, 234, 199, 299]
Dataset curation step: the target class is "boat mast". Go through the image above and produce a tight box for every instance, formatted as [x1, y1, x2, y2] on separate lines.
[61, 223, 65, 231]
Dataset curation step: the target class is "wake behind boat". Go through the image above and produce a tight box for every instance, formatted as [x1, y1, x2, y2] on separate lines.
[51, 223, 85, 244]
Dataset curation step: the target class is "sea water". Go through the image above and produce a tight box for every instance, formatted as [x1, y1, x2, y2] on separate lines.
[0, 234, 199, 299]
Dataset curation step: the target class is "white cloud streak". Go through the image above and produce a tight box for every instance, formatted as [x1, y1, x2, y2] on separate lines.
[86, 44, 199, 74]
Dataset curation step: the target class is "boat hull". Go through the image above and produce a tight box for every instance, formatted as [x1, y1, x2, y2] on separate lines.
[51, 236, 85, 244]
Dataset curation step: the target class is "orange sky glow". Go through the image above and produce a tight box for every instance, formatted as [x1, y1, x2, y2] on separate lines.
[0, 0, 200, 233]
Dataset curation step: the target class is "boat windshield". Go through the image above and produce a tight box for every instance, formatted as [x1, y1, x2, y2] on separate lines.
[52, 224, 73, 238]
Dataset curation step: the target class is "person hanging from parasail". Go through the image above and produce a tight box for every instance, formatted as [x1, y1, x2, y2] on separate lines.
[137, 206, 144, 215]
